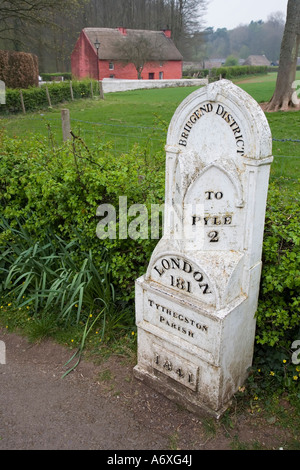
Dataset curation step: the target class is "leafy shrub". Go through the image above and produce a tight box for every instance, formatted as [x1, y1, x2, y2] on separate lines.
[256, 180, 300, 349]
[248, 342, 300, 401]
[212, 65, 268, 79]
[40, 73, 72, 81]
[224, 55, 239, 67]
[182, 65, 268, 79]
[182, 68, 210, 78]
[0, 129, 165, 303]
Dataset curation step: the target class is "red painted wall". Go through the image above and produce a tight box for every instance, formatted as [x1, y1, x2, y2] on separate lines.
[97, 60, 182, 80]
[71, 31, 182, 80]
[71, 31, 98, 80]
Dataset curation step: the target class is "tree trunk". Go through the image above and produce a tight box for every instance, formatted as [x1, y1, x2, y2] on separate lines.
[265, 0, 300, 111]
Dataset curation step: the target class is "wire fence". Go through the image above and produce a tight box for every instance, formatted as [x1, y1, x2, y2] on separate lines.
[41, 115, 166, 157]
[3, 113, 300, 171]
[271, 137, 300, 184]
[273, 138, 300, 143]
[272, 137, 300, 163]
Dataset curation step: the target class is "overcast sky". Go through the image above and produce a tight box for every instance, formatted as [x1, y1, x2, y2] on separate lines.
[204, 0, 288, 30]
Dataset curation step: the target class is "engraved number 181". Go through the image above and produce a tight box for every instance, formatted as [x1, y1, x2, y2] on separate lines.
[170, 275, 192, 293]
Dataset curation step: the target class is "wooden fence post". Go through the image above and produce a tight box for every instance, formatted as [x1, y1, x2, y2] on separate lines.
[45, 86, 52, 107]
[99, 80, 104, 100]
[90, 81, 94, 99]
[20, 90, 26, 114]
[70, 81, 74, 100]
[61, 108, 71, 142]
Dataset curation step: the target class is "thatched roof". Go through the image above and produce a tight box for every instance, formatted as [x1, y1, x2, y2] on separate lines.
[243, 55, 271, 66]
[83, 27, 183, 61]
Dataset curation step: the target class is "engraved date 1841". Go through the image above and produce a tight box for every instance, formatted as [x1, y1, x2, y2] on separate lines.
[153, 348, 199, 391]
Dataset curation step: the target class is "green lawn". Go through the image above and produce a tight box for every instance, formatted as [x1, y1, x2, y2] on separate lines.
[0, 86, 197, 141]
[235, 72, 300, 186]
[0, 74, 299, 186]
[236, 71, 300, 102]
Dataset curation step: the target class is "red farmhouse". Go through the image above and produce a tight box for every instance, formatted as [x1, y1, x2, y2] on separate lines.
[71, 27, 183, 80]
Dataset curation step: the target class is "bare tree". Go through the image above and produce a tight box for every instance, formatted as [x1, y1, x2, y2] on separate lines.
[0, 0, 85, 72]
[114, 32, 165, 79]
[265, 0, 300, 111]
[0, 0, 64, 35]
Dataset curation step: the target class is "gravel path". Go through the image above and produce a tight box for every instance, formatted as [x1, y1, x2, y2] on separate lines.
[0, 328, 289, 451]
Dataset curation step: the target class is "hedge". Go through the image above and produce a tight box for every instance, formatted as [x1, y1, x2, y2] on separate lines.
[211, 65, 268, 79]
[0, 130, 165, 313]
[40, 72, 73, 81]
[0, 79, 99, 114]
[267, 65, 300, 73]
[183, 65, 269, 79]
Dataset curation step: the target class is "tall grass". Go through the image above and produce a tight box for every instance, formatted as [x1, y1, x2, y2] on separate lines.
[0, 217, 115, 331]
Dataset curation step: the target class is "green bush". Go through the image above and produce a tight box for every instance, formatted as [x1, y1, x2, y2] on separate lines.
[0, 80, 99, 114]
[0, 130, 165, 301]
[211, 65, 268, 79]
[182, 68, 210, 78]
[182, 65, 268, 79]
[224, 55, 239, 67]
[40, 72, 72, 81]
[256, 181, 300, 349]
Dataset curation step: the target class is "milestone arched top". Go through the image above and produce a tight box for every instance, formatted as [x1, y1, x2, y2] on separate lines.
[166, 80, 272, 160]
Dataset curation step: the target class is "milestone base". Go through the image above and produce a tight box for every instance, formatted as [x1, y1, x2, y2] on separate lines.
[133, 365, 231, 420]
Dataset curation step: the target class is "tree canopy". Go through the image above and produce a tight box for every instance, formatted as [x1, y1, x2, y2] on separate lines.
[0, 0, 291, 73]
[202, 14, 286, 63]
[0, 0, 207, 71]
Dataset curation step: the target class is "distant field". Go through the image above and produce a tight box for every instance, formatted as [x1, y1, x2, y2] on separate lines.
[0, 73, 299, 186]
[236, 71, 300, 103]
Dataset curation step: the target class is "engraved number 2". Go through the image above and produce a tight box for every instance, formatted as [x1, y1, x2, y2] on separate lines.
[208, 231, 219, 243]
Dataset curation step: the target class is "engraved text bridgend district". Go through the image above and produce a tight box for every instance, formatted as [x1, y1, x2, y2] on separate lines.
[178, 103, 245, 156]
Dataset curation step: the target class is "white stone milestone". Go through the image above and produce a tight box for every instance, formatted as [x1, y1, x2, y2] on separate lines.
[134, 79, 273, 418]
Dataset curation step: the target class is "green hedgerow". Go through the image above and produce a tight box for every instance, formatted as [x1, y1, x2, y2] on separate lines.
[0, 129, 165, 302]
[0, 80, 99, 115]
[256, 180, 300, 349]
